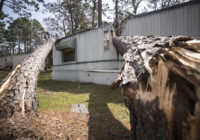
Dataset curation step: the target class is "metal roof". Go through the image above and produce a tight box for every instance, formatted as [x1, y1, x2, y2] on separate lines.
[128, 1, 200, 20]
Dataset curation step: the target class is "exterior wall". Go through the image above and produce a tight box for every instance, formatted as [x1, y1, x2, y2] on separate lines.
[53, 25, 123, 85]
[52, 70, 120, 85]
[122, 2, 200, 37]
[52, 61, 123, 85]
[54, 25, 119, 65]
[53, 46, 62, 65]
[0, 54, 45, 70]
[53, 61, 123, 71]
[0, 54, 30, 69]
[76, 26, 117, 62]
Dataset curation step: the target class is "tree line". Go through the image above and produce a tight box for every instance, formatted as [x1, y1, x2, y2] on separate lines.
[0, 17, 48, 56]
[44, 0, 189, 37]
[0, 0, 47, 56]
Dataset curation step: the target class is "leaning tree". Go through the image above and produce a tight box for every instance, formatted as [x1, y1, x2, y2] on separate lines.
[0, 38, 56, 118]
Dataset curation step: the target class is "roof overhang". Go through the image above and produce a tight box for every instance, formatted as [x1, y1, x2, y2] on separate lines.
[55, 37, 77, 50]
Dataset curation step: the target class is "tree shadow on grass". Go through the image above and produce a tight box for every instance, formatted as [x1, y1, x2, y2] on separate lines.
[37, 72, 131, 139]
[88, 86, 131, 140]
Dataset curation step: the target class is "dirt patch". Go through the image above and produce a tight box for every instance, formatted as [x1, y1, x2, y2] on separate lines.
[0, 110, 131, 139]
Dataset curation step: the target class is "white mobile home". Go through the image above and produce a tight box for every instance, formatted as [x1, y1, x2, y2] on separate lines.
[52, 25, 123, 85]
[52, 1, 200, 85]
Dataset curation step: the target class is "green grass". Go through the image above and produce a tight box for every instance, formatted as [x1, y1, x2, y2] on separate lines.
[0, 71, 130, 123]
[0, 71, 9, 81]
[37, 72, 130, 123]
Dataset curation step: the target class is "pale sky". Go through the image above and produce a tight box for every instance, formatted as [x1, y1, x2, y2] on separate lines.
[2, 0, 146, 30]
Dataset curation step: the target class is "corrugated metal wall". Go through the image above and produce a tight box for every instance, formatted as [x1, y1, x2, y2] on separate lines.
[122, 2, 200, 37]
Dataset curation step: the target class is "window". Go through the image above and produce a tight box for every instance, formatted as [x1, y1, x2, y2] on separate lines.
[104, 30, 110, 50]
[62, 48, 75, 62]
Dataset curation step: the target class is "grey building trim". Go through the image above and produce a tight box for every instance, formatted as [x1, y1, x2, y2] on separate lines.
[53, 59, 124, 66]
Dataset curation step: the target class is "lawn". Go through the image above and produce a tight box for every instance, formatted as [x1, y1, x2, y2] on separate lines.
[0, 71, 9, 81]
[0, 71, 130, 139]
[36, 72, 129, 122]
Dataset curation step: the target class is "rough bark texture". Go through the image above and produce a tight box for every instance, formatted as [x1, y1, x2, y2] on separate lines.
[98, 0, 102, 27]
[0, 0, 5, 13]
[92, 0, 97, 27]
[0, 38, 56, 118]
[111, 36, 200, 140]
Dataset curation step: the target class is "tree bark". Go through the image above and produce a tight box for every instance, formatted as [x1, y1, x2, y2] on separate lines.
[18, 36, 21, 54]
[0, 38, 56, 118]
[92, 0, 97, 27]
[114, 0, 119, 31]
[0, 0, 5, 13]
[24, 41, 26, 54]
[65, 0, 75, 34]
[62, 19, 67, 36]
[98, 0, 102, 27]
[111, 36, 200, 140]
[132, 0, 142, 15]
[12, 44, 15, 54]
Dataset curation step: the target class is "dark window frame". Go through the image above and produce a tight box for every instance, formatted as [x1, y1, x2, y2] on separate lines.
[60, 39, 77, 63]
[62, 48, 76, 63]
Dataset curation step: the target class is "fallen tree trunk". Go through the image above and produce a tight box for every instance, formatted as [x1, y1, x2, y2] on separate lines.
[111, 36, 200, 140]
[0, 38, 56, 118]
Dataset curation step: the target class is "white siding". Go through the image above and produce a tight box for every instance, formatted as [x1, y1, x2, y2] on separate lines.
[122, 2, 200, 37]
[54, 25, 118, 65]
[52, 70, 120, 85]
[53, 25, 122, 85]
[76, 26, 118, 61]
[0, 54, 45, 70]
[0, 54, 29, 68]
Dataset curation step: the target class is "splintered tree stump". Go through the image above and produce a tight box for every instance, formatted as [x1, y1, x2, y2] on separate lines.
[111, 36, 200, 140]
[0, 38, 56, 118]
